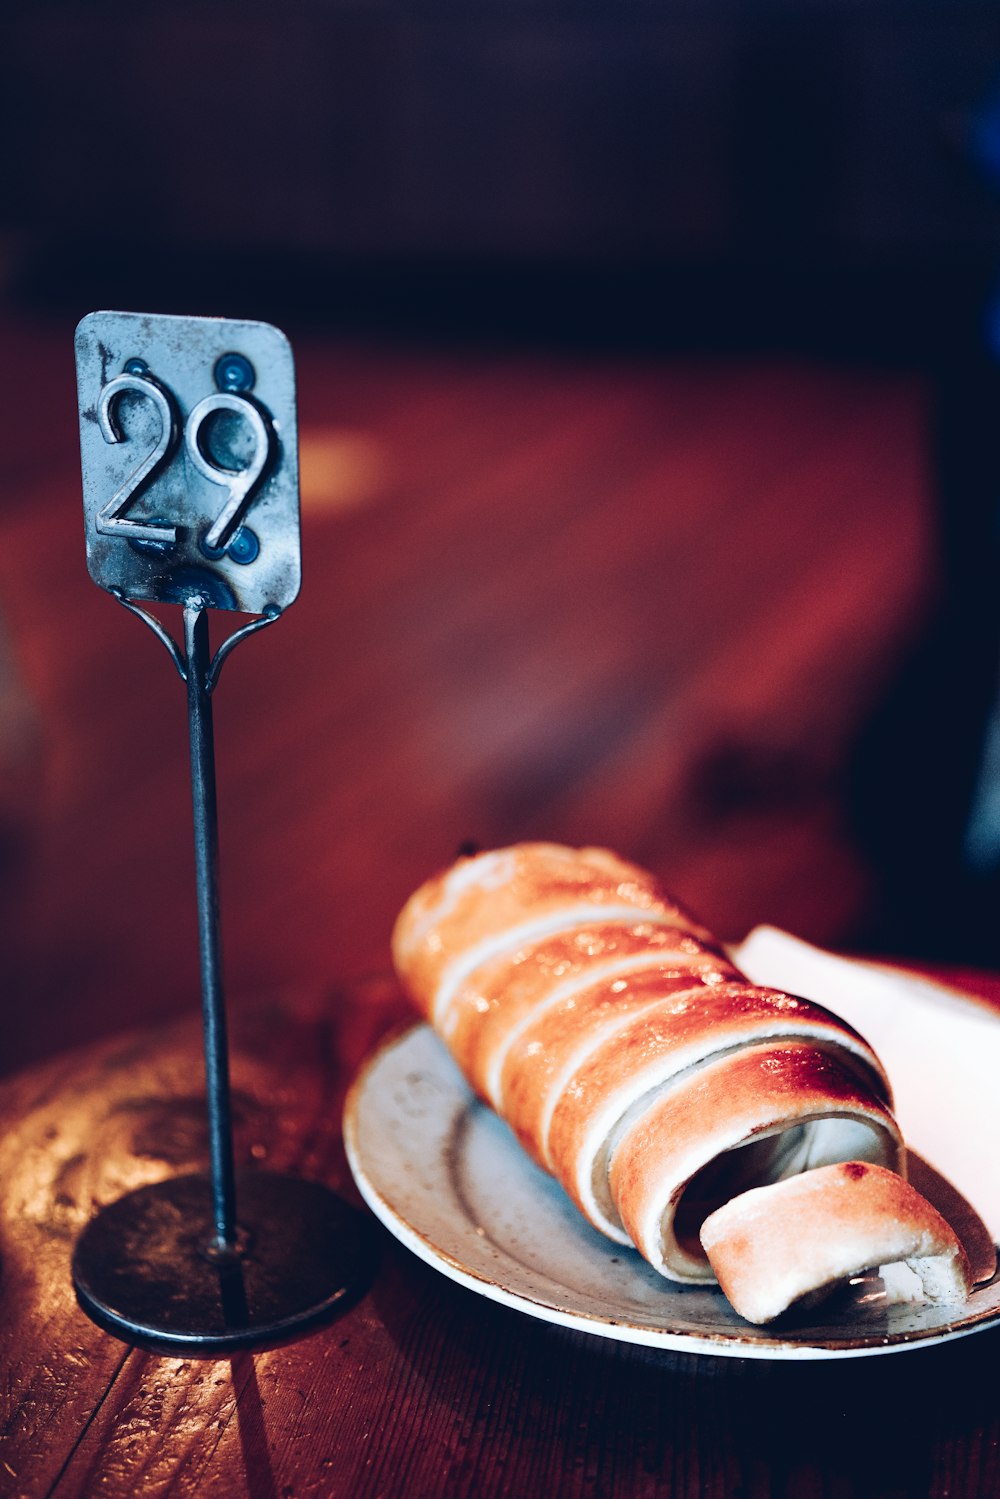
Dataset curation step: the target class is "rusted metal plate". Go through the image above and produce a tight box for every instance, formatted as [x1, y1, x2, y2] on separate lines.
[76, 311, 301, 614]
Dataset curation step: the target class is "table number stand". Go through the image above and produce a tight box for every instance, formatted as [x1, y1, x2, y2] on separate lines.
[70, 311, 368, 1352]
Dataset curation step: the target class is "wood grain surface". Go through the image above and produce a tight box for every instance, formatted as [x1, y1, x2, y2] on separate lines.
[1, 972, 999, 1499]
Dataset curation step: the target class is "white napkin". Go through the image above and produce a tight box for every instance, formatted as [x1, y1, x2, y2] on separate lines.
[731, 926, 1000, 1242]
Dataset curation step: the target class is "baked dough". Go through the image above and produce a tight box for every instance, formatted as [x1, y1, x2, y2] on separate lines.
[700, 1161, 973, 1324]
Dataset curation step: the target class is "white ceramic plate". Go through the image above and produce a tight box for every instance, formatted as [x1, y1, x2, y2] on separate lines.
[344, 1021, 1000, 1360]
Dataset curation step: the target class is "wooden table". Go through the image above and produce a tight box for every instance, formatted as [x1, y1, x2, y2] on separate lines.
[3, 970, 999, 1499]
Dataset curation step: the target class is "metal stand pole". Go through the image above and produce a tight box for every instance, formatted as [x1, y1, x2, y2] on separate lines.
[71, 310, 371, 1353]
[71, 597, 372, 1352]
[184, 601, 237, 1253]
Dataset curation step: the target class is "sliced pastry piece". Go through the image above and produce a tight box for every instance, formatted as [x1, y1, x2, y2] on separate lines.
[699, 1160, 974, 1325]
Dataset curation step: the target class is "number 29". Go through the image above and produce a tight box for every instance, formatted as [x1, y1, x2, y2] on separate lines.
[96, 367, 274, 558]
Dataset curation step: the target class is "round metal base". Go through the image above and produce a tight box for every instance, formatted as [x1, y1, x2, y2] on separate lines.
[72, 1171, 372, 1352]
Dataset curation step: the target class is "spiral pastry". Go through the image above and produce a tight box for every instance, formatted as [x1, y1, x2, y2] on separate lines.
[392, 843, 970, 1320]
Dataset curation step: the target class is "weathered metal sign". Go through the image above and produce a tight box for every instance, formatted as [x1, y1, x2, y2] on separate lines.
[76, 310, 301, 614]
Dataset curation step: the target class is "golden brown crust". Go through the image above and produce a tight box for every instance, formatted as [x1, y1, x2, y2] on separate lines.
[543, 982, 893, 1239]
[391, 843, 713, 1023]
[498, 966, 740, 1168]
[608, 1043, 902, 1281]
[444, 920, 727, 1105]
[700, 1161, 973, 1324]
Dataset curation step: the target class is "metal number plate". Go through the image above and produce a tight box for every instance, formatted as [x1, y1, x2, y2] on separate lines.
[76, 311, 301, 614]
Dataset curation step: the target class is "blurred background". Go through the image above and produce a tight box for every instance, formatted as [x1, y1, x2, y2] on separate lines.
[1, 1, 1000, 1076]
